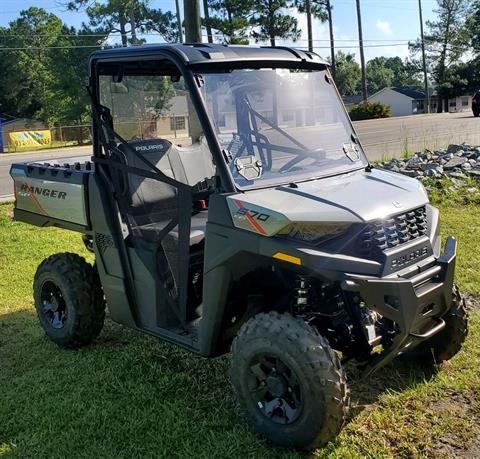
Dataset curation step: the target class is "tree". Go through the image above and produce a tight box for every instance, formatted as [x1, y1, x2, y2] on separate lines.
[366, 61, 394, 95]
[410, 0, 470, 112]
[294, 1, 328, 52]
[0, 8, 104, 126]
[206, 0, 255, 44]
[333, 51, 361, 97]
[467, 1, 480, 54]
[65, 0, 177, 46]
[250, 0, 300, 46]
[366, 57, 422, 95]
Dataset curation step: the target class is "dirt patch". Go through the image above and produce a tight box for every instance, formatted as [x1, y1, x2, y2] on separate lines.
[0, 206, 13, 219]
[463, 294, 480, 311]
[438, 436, 480, 459]
[427, 390, 480, 458]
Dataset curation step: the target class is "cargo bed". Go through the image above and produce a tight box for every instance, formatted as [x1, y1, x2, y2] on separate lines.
[10, 161, 93, 233]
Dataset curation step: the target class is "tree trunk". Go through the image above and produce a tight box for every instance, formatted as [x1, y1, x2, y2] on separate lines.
[119, 17, 128, 47]
[78, 119, 84, 145]
[437, 96, 443, 113]
[436, 3, 454, 114]
[129, 8, 138, 45]
[203, 0, 213, 43]
[175, 0, 183, 43]
[227, 8, 233, 42]
[269, 0, 275, 46]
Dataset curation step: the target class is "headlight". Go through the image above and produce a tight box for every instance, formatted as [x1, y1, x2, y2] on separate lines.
[277, 222, 351, 243]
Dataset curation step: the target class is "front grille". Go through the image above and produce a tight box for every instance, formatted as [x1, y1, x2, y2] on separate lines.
[358, 206, 428, 255]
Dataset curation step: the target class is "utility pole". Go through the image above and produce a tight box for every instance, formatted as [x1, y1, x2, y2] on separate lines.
[203, 0, 213, 43]
[355, 0, 368, 103]
[0, 117, 4, 154]
[326, 0, 335, 80]
[306, 0, 313, 52]
[184, 0, 202, 43]
[418, 0, 430, 113]
[175, 0, 183, 43]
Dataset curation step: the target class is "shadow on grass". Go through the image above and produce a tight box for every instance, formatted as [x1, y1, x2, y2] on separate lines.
[345, 360, 438, 419]
[0, 308, 438, 458]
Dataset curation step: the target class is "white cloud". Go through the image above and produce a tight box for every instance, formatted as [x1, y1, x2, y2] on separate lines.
[376, 20, 393, 37]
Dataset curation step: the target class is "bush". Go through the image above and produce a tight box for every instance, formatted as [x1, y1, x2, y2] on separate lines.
[349, 102, 392, 121]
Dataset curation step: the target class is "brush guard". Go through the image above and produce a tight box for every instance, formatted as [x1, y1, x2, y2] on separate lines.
[342, 236, 457, 376]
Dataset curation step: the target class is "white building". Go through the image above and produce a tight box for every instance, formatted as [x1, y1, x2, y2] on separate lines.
[368, 87, 473, 117]
[368, 87, 429, 117]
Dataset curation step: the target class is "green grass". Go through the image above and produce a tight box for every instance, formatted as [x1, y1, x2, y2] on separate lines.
[0, 203, 479, 458]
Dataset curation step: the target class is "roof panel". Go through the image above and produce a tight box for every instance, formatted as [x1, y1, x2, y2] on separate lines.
[89, 43, 328, 66]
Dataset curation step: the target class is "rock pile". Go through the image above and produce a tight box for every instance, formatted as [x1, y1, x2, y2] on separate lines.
[380, 144, 480, 181]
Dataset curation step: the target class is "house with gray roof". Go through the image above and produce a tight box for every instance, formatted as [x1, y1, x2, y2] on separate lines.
[368, 87, 433, 117]
[367, 86, 472, 117]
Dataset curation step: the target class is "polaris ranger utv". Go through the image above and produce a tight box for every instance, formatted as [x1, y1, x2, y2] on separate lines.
[10, 44, 468, 449]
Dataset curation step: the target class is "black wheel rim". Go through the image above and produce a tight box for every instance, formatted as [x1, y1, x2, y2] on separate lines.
[247, 354, 303, 425]
[40, 281, 67, 329]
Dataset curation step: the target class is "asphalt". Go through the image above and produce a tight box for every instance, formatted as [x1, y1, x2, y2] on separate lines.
[1, 112, 480, 200]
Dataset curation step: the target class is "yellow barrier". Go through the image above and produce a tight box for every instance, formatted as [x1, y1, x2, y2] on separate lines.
[9, 130, 51, 148]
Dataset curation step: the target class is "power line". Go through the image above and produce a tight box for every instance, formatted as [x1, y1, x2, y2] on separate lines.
[0, 42, 411, 52]
[0, 33, 420, 42]
[0, 45, 104, 51]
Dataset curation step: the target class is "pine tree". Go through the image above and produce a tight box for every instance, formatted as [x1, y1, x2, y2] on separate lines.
[206, 0, 255, 44]
[294, 1, 328, 52]
[65, 0, 177, 46]
[250, 0, 300, 47]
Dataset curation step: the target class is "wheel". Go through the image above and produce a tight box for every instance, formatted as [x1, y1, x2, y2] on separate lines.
[406, 287, 468, 364]
[33, 252, 106, 348]
[230, 311, 349, 449]
[474, 112, 480, 117]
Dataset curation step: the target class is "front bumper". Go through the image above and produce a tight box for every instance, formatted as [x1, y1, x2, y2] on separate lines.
[342, 236, 457, 375]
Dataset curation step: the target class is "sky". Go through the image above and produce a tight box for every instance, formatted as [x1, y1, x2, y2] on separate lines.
[0, 0, 440, 63]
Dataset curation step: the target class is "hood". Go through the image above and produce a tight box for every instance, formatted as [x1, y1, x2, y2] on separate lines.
[228, 168, 429, 232]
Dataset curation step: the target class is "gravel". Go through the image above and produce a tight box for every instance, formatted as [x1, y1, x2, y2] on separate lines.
[380, 143, 480, 184]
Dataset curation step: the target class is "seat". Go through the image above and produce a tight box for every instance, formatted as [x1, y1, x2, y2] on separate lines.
[168, 211, 208, 246]
[116, 139, 210, 245]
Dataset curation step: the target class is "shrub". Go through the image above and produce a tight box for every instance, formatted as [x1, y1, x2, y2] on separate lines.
[349, 102, 392, 121]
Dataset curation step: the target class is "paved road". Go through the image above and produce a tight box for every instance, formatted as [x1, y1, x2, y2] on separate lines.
[355, 111, 480, 159]
[1, 112, 480, 200]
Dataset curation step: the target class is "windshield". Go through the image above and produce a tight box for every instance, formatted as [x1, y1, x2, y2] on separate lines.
[202, 68, 367, 189]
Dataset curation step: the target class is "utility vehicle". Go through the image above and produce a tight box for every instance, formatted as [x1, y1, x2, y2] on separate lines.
[10, 44, 468, 449]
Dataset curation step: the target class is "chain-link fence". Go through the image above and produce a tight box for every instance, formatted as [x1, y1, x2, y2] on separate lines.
[1, 117, 195, 153]
[1, 124, 92, 153]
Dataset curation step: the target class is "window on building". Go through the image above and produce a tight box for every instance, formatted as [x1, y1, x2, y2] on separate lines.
[413, 100, 425, 112]
[217, 113, 226, 128]
[449, 100, 457, 108]
[282, 110, 294, 122]
[170, 116, 186, 131]
[462, 97, 469, 107]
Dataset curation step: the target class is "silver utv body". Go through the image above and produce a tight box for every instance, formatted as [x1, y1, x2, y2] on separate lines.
[10, 43, 457, 374]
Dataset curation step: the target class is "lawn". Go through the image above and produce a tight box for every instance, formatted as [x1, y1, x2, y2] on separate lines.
[0, 202, 479, 458]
